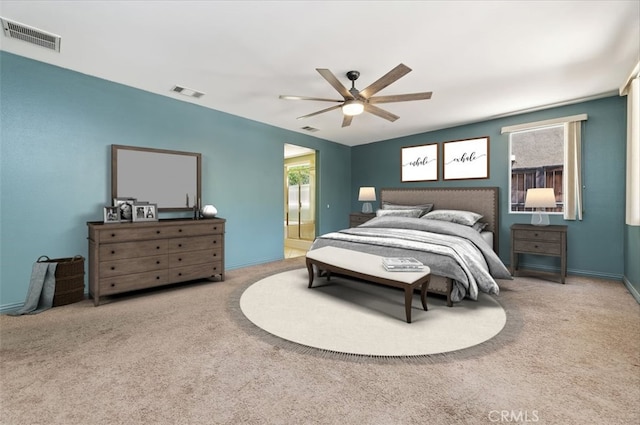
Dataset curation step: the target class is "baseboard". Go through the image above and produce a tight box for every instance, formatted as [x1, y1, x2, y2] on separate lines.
[0, 302, 23, 315]
[510, 263, 623, 281]
[622, 276, 640, 304]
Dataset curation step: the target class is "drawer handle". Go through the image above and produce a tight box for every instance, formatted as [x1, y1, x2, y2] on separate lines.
[156, 246, 161, 250]
[178, 244, 182, 247]
[156, 276, 161, 280]
[213, 240, 217, 244]
[534, 233, 539, 237]
[179, 229, 183, 232]
[213, 253, 217, 257]
[178, 258, 182, 262]
[535, 245, 539, 249]
[111, 283, 115, 287]
[156, 260, 161, 264]
[110, 266, 115, 270]
[213, 227, 217, 231]
[111, 250, 115, 254]
[156, 230, 161, 234]
[111, 233, 116, 237]
[178, 272, 182, 276]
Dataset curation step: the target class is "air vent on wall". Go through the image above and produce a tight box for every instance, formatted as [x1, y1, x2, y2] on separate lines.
[301, 126, 319, 133]
[171, 85, 205, 99]
[0, 17, 61, 52]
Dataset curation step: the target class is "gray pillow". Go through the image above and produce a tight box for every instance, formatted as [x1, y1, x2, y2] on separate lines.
[422, 209, 483, 226]
[376, 208, 423, 218]
[472, 221, 489, 232]
[381, 202, 434, 217]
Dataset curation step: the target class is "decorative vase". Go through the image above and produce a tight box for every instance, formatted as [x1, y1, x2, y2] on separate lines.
[201, 204, 217, 218]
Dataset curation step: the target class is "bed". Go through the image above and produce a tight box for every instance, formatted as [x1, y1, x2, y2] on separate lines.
[308, 187, 512, 305]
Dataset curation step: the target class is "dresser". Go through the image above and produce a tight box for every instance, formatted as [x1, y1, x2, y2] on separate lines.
[510, 223, 567, 283]
[349, 213, 376, 227]
[87, 218, 225, 306]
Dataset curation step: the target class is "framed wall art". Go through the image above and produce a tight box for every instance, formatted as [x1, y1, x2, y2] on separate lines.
[133, 203, 158, 222]
[401, 143, 439, 182]
[443, 136, 490, 180]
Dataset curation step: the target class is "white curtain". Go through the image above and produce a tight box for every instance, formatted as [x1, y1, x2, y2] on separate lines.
[564, 120, 582, 220]
[620, 63, 640, 226]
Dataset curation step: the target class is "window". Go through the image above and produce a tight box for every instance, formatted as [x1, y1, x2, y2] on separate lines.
[502, 114, 587, 220]
[509, 125, 564, 214]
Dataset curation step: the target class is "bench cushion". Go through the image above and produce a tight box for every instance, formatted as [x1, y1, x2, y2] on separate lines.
[306, 246, 430, 285]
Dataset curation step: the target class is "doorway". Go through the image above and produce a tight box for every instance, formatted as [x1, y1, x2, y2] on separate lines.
[284, 144, 316, 258]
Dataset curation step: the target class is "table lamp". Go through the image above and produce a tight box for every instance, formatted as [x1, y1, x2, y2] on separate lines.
[358, 187, 376, 213]
[524, 188, 556, 226]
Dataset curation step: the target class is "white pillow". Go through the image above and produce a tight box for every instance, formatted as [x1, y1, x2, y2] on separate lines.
[422, 209, 483, 226]
[381, 202, 434, 217]
[376, 209, 423, 218]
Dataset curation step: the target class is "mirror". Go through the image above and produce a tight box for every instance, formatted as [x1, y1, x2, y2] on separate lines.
[111, 145, 201, 212]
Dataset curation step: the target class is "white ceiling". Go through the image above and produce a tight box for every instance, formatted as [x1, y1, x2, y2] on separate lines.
[1, 1, 638, 147]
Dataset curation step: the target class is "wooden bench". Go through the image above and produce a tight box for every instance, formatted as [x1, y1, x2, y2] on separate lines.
[305, 246, 431, 323]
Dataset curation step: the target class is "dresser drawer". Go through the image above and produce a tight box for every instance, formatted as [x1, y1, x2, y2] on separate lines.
[513, 229, 561, 242]
[99, 240, 168, 260]
[513, 240, 562, 255]
[169, 249, 222, 268]
[164, 222, 224, 237]
[168, 235, 222, 253]
[100, 270, 169, 295]
[97, 226, 167, 242]
[170, 262, 223, 282]
[100, 254, 167, 278]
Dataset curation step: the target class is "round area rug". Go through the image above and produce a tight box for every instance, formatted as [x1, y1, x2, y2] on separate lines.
[239, 268, 506, 357]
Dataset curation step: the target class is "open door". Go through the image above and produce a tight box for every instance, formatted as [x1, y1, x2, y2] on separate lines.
[284, 144, 316, 258]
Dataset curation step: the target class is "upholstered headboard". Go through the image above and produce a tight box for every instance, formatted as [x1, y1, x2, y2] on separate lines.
[380, 187, 500, 252]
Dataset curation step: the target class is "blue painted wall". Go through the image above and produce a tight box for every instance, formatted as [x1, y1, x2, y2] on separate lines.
[351, 96, 629, 280]
[0, 52, 351, 310]
[1, 52, 636, 310]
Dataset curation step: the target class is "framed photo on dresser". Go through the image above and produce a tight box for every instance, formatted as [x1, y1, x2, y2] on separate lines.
[103, 206, 120, 224]
[132, 203, 158, 222]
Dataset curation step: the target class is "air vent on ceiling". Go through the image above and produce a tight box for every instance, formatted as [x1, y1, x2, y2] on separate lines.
[0, 17, 61, 52]
[171, 85, 205, 99]
[301, 126, 319, 133]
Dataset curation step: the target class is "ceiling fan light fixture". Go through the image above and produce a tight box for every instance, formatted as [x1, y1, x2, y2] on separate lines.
[342, 100, 364, 116]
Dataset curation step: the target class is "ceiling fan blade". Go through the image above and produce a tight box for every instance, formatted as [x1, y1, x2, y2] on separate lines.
[341, 114, 353, 127]
[279, 95, 343, 102]
[316, 68, 353, 99]
[296, 104, 342, 120]
[364, 104, 400, 122]
[358, 63, 412, 99]
[368, 92, 432, 104]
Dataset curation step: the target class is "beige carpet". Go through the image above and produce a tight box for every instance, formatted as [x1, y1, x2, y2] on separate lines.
[239, 268, 506, 357]
[1, 257, 639, 425]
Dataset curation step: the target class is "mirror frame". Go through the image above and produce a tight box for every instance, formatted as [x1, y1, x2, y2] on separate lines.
[111, 144, 201, 212]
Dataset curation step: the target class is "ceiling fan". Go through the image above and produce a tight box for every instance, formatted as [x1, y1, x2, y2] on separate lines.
[279, 63, 432, 127]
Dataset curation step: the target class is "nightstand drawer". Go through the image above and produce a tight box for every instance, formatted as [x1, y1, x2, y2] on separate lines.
[349, 213, 375, 227]
[513, 229, 561, 242]
[513, 240, 562, 255]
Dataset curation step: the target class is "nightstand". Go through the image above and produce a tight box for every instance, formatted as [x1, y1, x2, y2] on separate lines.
[510, 224, 567, 283]
[349, 213, 376, 228]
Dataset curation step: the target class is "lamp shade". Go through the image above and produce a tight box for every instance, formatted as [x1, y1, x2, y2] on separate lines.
[524, 188, 556, 209]
[342, 100, 364, 116]
[358, 187, 376, 202]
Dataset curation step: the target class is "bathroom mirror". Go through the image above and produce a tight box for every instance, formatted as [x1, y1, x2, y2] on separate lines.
[111, 145, 201, 212]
